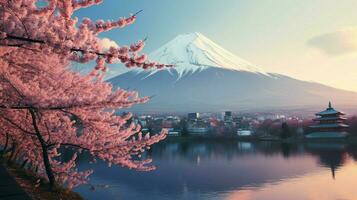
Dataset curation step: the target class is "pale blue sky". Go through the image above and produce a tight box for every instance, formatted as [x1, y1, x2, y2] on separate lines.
[74, 0, 357, 91]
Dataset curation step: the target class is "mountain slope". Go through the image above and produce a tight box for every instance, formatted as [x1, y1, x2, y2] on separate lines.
[136, 32, 266, 79]
[110, 33, 357, 112]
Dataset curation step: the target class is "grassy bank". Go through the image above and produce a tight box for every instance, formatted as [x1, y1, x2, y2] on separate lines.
[0, 157, 83, 200]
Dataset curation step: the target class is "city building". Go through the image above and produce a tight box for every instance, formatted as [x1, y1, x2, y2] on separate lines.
[224, 111, 233, 123]
[186, 112, 210, 135]
[187, 126, 210, 135]
[306, 102, 349, 138]
[167, 128, 180, 136]
[188, 112, 200, 121]
[237, 129, 252, 137]
[162, 116, 181, 128]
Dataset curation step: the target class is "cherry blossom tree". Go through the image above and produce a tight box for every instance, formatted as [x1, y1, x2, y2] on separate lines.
[0, 0, 169, 189]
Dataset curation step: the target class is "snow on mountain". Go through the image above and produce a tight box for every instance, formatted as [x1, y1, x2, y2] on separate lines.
[109, 33, 357, 112]
[137, 32, 267, 79]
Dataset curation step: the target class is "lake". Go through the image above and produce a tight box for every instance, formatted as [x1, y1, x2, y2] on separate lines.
[74, 140, 357, 200]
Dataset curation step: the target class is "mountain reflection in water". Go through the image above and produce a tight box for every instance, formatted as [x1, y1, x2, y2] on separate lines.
[74, 141, 357, 200]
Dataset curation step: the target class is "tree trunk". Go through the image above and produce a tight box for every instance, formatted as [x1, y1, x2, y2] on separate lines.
[4, 133, 9, 151]
[29, 109, 56, 189]
[7, 141, 16, 164]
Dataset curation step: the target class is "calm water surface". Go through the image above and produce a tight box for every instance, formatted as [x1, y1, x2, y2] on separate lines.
[74, 140, 357, 200]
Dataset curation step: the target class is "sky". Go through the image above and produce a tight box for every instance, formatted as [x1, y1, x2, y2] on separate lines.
[74, 0, 357, 92]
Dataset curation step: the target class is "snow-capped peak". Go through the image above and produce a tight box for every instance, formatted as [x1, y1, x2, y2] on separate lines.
[140, 32, 267, 78]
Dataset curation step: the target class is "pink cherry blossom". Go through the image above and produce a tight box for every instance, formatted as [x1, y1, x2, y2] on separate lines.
[0, 0, 168, 190]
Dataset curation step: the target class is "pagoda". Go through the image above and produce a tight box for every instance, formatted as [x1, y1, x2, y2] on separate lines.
[306, 102, 349, 138]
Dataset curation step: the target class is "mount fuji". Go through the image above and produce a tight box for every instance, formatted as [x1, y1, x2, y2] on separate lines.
[109, 32, 357, 112]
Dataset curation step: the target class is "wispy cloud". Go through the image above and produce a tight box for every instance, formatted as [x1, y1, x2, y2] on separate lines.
[98, 37, 119, 50]
[307, 28, 357, 56]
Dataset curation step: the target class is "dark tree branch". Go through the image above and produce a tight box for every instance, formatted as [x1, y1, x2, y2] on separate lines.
[29, 108, 56, 189]
[2, 34, 173, 68]
[0, 99, 139, 111]
[0, 115, 36, 135]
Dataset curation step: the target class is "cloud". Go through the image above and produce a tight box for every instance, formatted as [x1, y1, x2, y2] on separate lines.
[98, 37, 119, 50]
[96, 38, 130, 77]
[307, 28, 357, 56]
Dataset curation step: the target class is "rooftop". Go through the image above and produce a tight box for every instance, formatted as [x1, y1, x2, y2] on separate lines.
[316, 102, 345, 116]
[313, 116, 347, 121]
[310, 123, 349, 128]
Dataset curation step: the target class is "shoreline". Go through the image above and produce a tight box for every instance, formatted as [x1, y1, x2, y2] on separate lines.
[0, 158, 83, 200]
[163, 135, 357, 144]
[0, 164, 31, 200]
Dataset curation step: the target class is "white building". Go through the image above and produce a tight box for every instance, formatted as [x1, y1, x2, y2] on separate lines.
[237, 129, 252, 136]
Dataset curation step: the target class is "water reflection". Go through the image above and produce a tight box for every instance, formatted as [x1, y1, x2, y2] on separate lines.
[74, 140, 357, 200]
[305, 143, 348, 179]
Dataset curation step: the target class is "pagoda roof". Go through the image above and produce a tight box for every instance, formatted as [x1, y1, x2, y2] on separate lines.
[310, 123, 349, 128]
[313, 116, 347, 121]
[316, 102, 345, 116]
